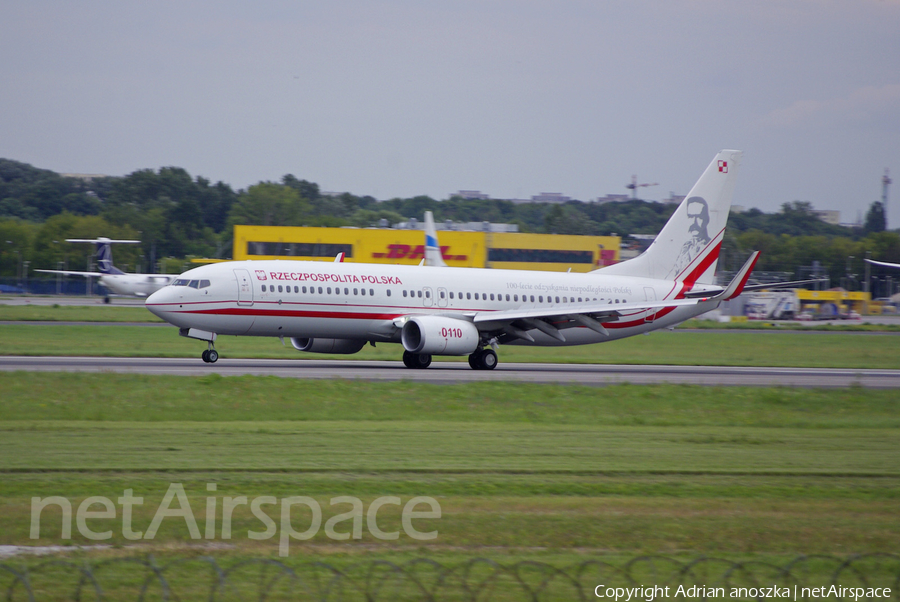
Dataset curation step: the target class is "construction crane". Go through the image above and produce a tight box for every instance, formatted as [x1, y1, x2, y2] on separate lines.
[626, 175, 659, 200]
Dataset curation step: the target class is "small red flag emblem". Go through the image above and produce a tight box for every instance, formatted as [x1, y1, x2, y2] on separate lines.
[718, 161, 728, 173]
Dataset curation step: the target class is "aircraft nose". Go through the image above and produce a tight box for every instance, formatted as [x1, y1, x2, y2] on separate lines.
[145, 288, 174, 321]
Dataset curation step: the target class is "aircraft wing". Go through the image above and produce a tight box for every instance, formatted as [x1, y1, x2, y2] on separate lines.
[35, 269, 103, 277]
[866, 258, 900, 269]
[470, 297, 710, 341]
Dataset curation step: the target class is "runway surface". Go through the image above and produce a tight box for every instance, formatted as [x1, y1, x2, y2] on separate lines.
[3, 356, 899, 388]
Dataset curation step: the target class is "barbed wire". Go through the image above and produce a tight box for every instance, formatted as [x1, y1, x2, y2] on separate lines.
[0, 553, 897, 601]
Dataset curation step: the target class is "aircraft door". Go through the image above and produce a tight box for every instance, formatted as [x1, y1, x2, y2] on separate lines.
[235, 269, 253, 306]
[422, 287, 434, 307]
[437, 287, 449, 308]
[643, 286, 656, 322]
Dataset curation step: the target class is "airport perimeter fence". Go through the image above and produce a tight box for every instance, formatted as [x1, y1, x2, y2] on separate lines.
[0, 554, 898, 601]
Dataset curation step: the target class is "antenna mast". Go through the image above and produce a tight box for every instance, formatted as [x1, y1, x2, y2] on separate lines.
[883, 168, 892, 229]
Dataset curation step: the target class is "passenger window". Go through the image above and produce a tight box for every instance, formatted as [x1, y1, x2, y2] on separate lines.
[506, 294, 510, 301]
[403, 290, 407, 297]
[556, 296, 560, 303]
[277, 285, 283, 293]
[302, 286, 307, 293]
[344, 288, 349, 295]
[361, 288, 366, 296]
[440, 291, 445, 299]
[261, 284, 267, 292]
[539, 296, 543, 303]
[318, 287, 323, 294]
[425, 290, 431, 298]
[417, 291, 422, 298]
[490, 293, 494, 301]
[467, 292, 471, 300]
[514, 294, 518, 302]
[386, 289, 390, 297]
[449, 292, 454, 299]
[474, 293, 479, 300]
[327, 287, 332, 294]
[530, 295, 535, 302]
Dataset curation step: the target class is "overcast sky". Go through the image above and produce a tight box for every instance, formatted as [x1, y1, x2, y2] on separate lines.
[2, 1, 899, 225]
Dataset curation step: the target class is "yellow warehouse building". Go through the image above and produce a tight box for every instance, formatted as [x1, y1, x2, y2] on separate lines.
[233, 225, 620, 273]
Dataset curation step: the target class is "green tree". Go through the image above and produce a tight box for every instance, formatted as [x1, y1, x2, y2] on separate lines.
[864, 201, 886, 234]
[227, 183, 308, 228]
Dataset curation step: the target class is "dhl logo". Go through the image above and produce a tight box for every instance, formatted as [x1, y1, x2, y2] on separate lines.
[371, 244, 468, 261]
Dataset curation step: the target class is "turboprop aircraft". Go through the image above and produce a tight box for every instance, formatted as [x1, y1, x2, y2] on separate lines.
[147, 149, 773, 368]
[36, 238, 175, 302]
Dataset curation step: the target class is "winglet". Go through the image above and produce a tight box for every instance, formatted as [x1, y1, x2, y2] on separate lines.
[719, 251, 760, 300]
[424, 211, 448, 267]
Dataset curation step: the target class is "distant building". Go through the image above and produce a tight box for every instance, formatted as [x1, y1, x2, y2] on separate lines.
[394, 219, 518, 233]
[530, 192, 571, 204]
[593, 194, 630, 204]
[455, 190, 490, 200]
[812, 209, 840, 225]
[661, 194, 685, 205]
[60, 173, 108, 181]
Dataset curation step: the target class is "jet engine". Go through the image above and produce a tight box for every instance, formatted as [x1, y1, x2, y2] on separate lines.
[400, 316, 480, 355]
[290, 338, 366, 354]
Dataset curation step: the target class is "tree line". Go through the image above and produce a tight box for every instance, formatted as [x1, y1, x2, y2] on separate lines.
[0, 158, 897, 289]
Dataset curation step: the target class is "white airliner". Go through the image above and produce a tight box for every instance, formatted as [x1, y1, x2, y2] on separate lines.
[36, 238, 175, 301]
[147, 150, 772, 368]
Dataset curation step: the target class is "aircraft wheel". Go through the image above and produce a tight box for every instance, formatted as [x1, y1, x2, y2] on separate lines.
[202, 350, 210, 363]
[468, 353, 480, 369]
[479, 349, 498, 370]
[403, 351, 431, 369]
[207, 349, 219, 363]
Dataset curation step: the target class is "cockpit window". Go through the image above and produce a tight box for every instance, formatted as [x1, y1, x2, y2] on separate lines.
[173, 279, 190, 286]
[189, 280, 200, 289]
[200, 280, 211, 289]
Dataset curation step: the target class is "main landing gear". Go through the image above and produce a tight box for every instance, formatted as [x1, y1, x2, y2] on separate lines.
[400, 348, 498, 370]
[201, 343, 219, 363]
[468, 348, 497, 370]
[402, 350, 432, 369]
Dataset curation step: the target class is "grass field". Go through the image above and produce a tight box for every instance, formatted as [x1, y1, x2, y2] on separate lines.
[1, 373, 897, 562]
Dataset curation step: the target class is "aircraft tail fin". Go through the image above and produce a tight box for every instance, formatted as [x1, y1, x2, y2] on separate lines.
[595, 150, 742, 286]
[66, 237, 139, 275]
[424, 211, 447, 267]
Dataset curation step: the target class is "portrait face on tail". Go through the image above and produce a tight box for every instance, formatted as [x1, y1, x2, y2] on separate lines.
[686, 197, 710, 245]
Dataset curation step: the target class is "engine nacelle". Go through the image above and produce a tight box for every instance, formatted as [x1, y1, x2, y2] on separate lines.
[401, 316, 480, 356]
[290, 337, 366, 355]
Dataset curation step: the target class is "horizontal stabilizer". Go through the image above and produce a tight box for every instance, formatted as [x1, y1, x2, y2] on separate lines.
[865, 258, 900, 269]
[35, 269, 103, 278]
